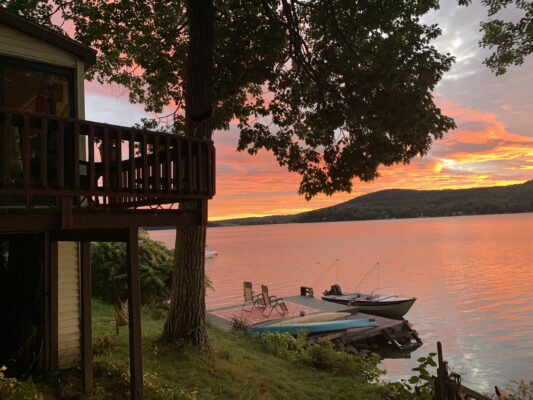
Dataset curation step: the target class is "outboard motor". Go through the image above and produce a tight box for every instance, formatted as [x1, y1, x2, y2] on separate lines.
[330, 284, 342, 295]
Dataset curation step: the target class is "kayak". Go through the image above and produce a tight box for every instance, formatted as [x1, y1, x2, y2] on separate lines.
[270, 312, 351, 326]
[251, 319, 377, 335]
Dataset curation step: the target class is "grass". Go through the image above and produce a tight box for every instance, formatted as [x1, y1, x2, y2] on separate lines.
[82, 300, 397, 400]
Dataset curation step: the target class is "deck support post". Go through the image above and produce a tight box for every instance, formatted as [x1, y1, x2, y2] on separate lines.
[126, 227, 143, 399]
[49, 241, 59, 371]
[80, 241, 93, 393]
[198, 199, 208, 224]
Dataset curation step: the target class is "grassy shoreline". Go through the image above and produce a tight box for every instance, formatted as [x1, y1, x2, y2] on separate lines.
[5, 300, 528, 399]
[84, 300, 393, 399]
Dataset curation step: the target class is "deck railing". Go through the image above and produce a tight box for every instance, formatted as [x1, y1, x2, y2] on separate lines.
[0, 107, 215, 209]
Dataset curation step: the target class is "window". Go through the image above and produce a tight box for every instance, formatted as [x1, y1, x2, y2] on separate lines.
[0, 56, 74, 117]
[0, 57, 75, 192]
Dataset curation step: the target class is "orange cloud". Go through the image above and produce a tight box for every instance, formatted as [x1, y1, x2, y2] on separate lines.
[208, 98, 532, 220]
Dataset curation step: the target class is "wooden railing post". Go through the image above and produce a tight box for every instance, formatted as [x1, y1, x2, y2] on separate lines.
[1, 111, 11, 186]
[40, 118, 48, 188]
[88, 126, 95, 190]
[129, 130, 136, 191]
[153, 134, 160, 192]
[165, 136, 171, 192]
[74, 123, 80, 190]
[22, 116, 30, 188]
[57, 121, 65, 189]
[187, 141, 193, 193]
[176, 138, 183, 193]
[0, 108, 216, 208]
[142, 133, 148, 190]
[103, 127, 110, 191]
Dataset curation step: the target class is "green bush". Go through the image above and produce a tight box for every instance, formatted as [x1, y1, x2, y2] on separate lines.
[93, 335, 119, 357]
[259, 332, 305, 360]
[0, 366, 43, 400]
[508, 380, 533, 400]
[91, 230, 213, 310]
[302, 339, 384, 382]
[91, 230, 174, 307]
[257, 333, 384, 383]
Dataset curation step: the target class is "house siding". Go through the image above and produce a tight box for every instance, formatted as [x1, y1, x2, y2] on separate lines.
[0, 24, 77, 68]
[57, 242, 80, 369]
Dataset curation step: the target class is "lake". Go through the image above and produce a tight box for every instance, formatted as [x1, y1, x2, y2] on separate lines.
[148, 213, 533, 391]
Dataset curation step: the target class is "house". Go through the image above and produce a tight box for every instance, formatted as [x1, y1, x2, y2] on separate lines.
[0, 8, 215, 399]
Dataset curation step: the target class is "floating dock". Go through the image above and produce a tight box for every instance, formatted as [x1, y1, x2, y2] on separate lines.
[207, 294, 422, 355]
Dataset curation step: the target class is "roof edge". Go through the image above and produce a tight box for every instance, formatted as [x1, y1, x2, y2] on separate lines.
[0, 7, 97, 70]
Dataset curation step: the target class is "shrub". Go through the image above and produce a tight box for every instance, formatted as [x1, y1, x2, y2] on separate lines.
[0, 366, 43, 400]
[93, 335, 119, 357]
[302, 339, 384, 383]
[230, 318, 250, 332]
[507, 380, 533, 400]
[259, 332, 306, 359]
[395, 352, 436, 399]
[257, 333, 383, 383]
[377, 352, 437, 400]
[91, 230, 213, 310]
[91, 230, 174, 308]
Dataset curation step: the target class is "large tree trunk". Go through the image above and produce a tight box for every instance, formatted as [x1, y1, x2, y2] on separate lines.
[162, 0, 214, 351]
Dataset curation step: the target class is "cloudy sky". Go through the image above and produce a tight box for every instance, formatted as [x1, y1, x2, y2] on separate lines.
[83, 1, 533, 220]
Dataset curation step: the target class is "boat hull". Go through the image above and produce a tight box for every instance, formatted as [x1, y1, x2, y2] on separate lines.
[321, 295, 416, 318]
[205, 250, 217, 258]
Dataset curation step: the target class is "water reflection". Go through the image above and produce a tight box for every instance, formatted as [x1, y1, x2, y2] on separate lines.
[148, 213, 533, 391]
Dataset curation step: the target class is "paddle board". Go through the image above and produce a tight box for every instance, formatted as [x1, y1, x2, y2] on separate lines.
[251, 319, 377, 335]
[270, 312, 351, 326]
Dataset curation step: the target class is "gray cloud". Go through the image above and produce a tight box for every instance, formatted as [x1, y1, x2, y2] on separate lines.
[434, 139, 503, 156]
[425, 1, 533, 137]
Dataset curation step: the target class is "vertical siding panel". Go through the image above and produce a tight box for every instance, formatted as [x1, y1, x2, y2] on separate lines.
[57, 242, 81, 369]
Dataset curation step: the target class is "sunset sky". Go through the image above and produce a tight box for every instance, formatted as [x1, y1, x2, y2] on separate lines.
[82, 1, 533, 220]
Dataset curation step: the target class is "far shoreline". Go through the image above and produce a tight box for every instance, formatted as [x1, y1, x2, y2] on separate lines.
[143, 209, 533, 230]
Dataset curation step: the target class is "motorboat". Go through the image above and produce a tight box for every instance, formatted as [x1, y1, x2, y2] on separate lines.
[321, 284, 416, 319]
[205, 249, 218, 258]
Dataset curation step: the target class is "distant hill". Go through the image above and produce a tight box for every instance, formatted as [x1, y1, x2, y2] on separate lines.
[209, 180, 533, 227]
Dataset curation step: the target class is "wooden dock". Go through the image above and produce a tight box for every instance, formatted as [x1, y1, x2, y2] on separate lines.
[207, 295, 422, 355]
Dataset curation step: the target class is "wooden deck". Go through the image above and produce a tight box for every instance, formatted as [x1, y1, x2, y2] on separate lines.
[207, 295, 422, 355]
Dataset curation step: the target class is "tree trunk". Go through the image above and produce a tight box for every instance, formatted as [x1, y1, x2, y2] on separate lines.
[163, 204, 210, 350]
[162, 0, 214, 351]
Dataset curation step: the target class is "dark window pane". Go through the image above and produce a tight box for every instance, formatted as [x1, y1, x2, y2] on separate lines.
[3, 68, 71, 117]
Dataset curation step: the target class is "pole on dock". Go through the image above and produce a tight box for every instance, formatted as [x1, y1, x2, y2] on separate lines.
[436, 341, 447, 400]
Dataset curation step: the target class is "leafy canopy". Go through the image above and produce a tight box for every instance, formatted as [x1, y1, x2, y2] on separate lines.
[459, 0, 533, 75]
[90, 230, 213, 306]
[3, 0, 456, 198]
[90, 230, 174, 306]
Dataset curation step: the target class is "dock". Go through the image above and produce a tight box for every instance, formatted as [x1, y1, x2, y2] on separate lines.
[207, 295, 422, 355]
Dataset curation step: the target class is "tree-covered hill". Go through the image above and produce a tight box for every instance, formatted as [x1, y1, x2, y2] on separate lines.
[210, 180, 533, 226]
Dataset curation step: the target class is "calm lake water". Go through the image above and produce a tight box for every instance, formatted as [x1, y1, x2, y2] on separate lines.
[148, 213, 533, 391]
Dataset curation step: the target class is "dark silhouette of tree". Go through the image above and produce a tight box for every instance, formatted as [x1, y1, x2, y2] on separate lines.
[459, 0, 533, 75]
[4, 0, 457, 348]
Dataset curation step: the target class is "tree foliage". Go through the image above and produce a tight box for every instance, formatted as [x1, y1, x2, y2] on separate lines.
[3, 0, 455, 198]
[460, 0, 533, 75]
[90, 229, 213, 308]
[90, 230, 173, 307]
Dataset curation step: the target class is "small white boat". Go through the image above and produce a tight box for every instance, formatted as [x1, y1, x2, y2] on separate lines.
[321, 286, 416, 319]
[205, 249, 217, 258]
[319, 262, 416, 318]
